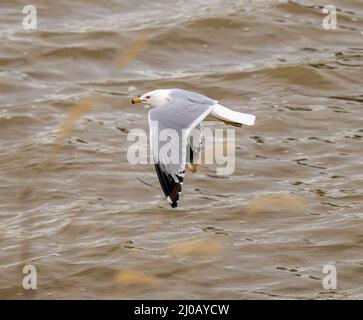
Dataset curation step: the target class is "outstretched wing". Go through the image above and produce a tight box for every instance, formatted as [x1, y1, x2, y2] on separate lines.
[148, 96, 213, 208]
[186, 123, 202, 173]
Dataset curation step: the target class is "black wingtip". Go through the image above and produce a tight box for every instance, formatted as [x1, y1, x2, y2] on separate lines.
[154, 164, 184, 208]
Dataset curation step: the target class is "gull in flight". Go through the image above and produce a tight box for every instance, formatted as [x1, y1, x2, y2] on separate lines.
[131, 89, 255, 208]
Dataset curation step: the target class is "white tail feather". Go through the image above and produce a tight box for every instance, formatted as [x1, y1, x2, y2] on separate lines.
[211, 104, 256, 126]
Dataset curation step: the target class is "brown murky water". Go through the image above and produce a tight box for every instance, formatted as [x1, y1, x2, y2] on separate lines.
[0, 0, 363, 299]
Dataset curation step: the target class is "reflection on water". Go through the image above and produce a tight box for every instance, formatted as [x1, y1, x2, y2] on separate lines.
[0, 0, 363, 299]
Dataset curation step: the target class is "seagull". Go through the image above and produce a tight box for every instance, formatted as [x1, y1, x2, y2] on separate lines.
[131, 89, 255, 208]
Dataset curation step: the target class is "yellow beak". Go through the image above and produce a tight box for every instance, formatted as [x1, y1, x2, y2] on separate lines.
[131, 97, 141, 104]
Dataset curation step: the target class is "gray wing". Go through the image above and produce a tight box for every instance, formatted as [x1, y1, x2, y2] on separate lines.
[148, 96, 213, 208]
[168, 89, 218, 106]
